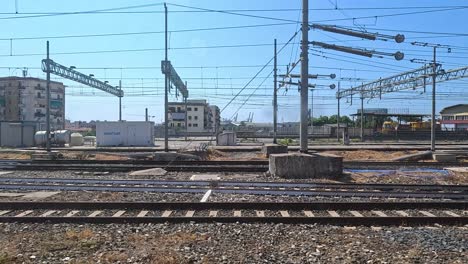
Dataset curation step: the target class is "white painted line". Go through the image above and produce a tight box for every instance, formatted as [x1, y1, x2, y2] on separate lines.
[419, 211, 436, 217]
[40, 210, 57, 217]
[137, 210, 149, 217]
[15, 210, 33, 217]
[65, 211, 79, 217]
[444, 211, 460, 217]
[350, 211, 364, 217]
[200, 189, 212, 203]
[88, 211, 103, 217]
[112, 210, 126, 217]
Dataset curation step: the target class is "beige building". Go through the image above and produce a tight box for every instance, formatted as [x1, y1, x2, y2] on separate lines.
[168, 99, 220, 133]
[0, 77, 65, 130]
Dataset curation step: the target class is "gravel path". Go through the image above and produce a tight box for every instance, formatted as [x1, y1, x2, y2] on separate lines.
[1, 170, 465, 185]
[0, 191, 203, 202]
[0, 223, 465, 263]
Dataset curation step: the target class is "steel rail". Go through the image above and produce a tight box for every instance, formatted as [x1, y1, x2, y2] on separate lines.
[0, 177, 466, 192]
[1, 201, 465, 210]
[0, 183, 466, 199]
[0, 201, 466, 225]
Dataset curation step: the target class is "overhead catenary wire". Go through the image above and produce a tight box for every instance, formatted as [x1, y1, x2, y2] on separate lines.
[220, 31, 299, 113]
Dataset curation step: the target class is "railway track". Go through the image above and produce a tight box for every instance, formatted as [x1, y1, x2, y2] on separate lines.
[0, 159, 466, 172]
[0, 177, 466, 199]
[0, 201, 466, 226]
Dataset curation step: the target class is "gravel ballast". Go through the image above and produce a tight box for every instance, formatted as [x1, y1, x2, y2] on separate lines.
[0, 223, 466, 263]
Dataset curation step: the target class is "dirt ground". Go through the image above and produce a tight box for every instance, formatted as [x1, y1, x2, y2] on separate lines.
[323, 150, 420, 161]
[207, 150, 267, 161]
[0, 152, 31, 160]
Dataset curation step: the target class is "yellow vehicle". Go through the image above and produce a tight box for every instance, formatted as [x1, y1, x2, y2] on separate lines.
[410, 121, 431, 131]
[382, 121, 397, 134]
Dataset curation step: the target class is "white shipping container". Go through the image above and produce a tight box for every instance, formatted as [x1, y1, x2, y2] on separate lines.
[96, 121, 155, 147]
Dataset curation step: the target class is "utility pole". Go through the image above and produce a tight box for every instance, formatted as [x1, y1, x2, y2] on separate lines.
[164, 3, 169, 152]
[145, 108, 148, 122]
[431, 46, 436, 152]
[45, 41, 51, 152]
[360, 92, 364, 142]
[119, 80, 122, 121]
[310, 88, 314, 140]
[300, 0, 309, 153]
[185, 81, 188, 141]
[273, 38, 278, 144]
[337, 81, 340, 142]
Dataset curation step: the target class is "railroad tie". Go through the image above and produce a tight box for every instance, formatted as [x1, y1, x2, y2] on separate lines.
[419, 211, 436, 217]
[162, 210, 172, 217]
[209, 211, 218, 217]
[88, 211, 103, 217]
[395, 210, 410, 217]
[234, 210, 242, 217]
[65, 211, 79, 217]
[40, 210, 57, 217]
[372, 211, 388, 217]
[185, 211, 195, 217]
[256, 211, 265, 217]
[0, 210, 10, 216]
[444, 211, 460, 217]
[350, 211, 364, 217]
[137, 210, 149, 217]
[280, 211, 290, 217]
[15, 210, 33, 217]
[303, 210, 315, 217]
[328, 211, 340, 217]
[112, 210, 126, 217]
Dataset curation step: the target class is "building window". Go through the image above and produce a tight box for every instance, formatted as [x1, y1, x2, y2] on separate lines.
[187, 107, 192, 111]
[177, 107, 181, 112]
[188, 116, 192, 120]
[194, 107, 198, 111]
[188, 123, 192, 127]
[177, 123, 181, 127]
[194, 116, 198, 120]
[193, 124, 198, 127]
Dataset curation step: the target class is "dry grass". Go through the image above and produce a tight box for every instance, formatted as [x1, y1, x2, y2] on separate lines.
[94, 153, 127, 160]
[322, 150, 419, 161]
[445, 172, 468, 184]
[0, 152, 31, 159]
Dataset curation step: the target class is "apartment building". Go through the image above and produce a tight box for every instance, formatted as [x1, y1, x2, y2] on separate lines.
[0, 77, 65, 130]
[168, 99, 220, 133]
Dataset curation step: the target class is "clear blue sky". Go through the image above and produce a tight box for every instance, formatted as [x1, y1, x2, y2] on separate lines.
[0, 0, 467, 123]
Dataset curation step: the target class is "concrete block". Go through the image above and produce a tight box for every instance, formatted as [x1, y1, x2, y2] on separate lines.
[432, 153, 457, 162]
[190, 174, 220, 181]
[261, 144, 288, 157]
[269, 153, 319, 179]
[129, 168, 167, 176]
[217, 132, 237, 146]
[269, 152, 343, 179]
[21, 191, 60, 199]
[313, 153, 343, 176]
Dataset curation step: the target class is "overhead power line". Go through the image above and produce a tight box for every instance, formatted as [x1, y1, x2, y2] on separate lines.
[0, 2, 164, 20]
[0, 42, 294, 57]
[0, 22, 296, 41]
